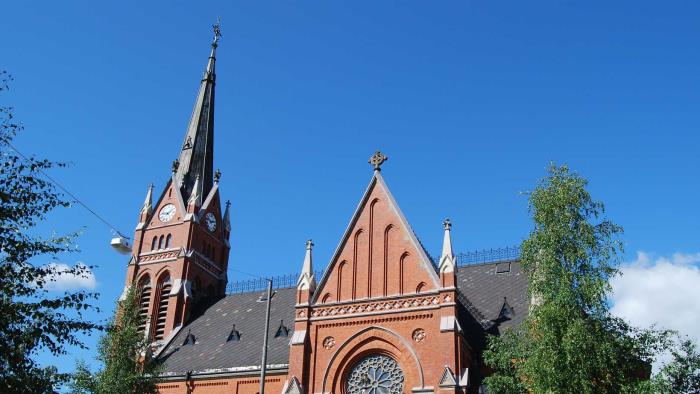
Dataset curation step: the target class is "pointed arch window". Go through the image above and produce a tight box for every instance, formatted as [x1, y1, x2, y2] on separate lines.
[136, 276, 152, 334]
[151, 236, 157, 251]
[165, 234, 172, 249]
[154, 273, 172, 341]
[158, 235, 164, 249]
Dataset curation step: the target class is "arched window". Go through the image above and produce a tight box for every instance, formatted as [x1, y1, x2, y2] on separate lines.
[154, 274, 172, 341]
[158, 235, 164, 249]
[136, 276, 152, 334]
[165, 234, 172, 249]
[151, 236, 157, 251]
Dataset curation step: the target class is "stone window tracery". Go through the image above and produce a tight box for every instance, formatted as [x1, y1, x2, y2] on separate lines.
[346, 354, 404, 394]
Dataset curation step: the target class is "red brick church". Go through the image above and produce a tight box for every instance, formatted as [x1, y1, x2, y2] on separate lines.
[122, 29, 527, 394]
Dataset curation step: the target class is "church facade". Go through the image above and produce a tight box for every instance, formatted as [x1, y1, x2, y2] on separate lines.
[122, 32, 528, 394]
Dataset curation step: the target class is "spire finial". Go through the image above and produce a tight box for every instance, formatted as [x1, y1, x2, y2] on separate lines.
[212, 17, 222, 47]
[443, 218, 452, 230]
[306, 239, 314, 250]
[214, 169, 221, 183]
[368, 150, 388, 171]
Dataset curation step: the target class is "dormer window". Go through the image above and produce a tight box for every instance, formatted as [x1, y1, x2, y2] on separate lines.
[275, 320, 289, 338]
[182, 329, 196, 346]
[227, 324, 241, 342]
[498, 297, 515, 321]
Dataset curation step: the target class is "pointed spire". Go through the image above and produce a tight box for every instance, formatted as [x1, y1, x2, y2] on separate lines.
[141, 183, 154, 215]
[175, 21, 221, 202]
[223, 200, 231, 232]
[297, 239, 316, 292]
[439, 218, 456, 273]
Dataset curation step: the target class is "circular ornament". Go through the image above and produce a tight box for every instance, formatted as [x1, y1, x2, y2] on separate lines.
[322, 336, 335, 350]
[412, 328, 426, 343]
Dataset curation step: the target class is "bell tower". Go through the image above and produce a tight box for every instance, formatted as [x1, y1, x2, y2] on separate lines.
[121, 23, 231, 346]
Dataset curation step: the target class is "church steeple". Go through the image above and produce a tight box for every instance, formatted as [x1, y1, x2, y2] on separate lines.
[123, 22, 231, 345]
[175, 21, 222, 201]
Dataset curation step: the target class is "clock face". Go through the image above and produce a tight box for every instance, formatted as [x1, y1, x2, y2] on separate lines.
[205, 212, 217, 232]
[159, 204, 176, 223]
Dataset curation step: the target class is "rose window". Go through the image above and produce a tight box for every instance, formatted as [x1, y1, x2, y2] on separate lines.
[346, 354, 404, 394]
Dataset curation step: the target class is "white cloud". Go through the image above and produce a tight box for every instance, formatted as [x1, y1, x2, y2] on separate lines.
[42, 262, 97, 291]
[610, 251, 700, 349]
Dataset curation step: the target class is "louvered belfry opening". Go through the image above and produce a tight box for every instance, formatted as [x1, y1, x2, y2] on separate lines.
[154, 274, 172, 340]
[137, 276, 152, 334]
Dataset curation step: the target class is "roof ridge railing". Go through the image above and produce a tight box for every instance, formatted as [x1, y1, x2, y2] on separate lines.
[226, 270, 324, 294]
[455, 245, 520, 266]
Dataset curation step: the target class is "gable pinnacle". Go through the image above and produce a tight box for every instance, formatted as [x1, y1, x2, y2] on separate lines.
[297, 239, 316, 292]
[223, 200, 232, 232]
[439, 218, 456, 273]
[368, 150, 388, 171]
[141, 183, 154, 215]
[214, 169, 221, 183]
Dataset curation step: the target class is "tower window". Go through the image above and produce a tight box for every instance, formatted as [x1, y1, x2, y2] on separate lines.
[154, 274, 172, 341]
[151, 236, 157, 251]
[136, 276, 152, 334]
[158, 235, 164, 249]
[165, 234, 172, 249]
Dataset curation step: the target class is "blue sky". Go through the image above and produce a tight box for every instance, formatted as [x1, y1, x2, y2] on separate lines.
[2, 1, 699, 377]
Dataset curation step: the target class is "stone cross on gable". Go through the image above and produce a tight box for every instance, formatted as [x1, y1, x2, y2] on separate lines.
[368, 150, 388, 171]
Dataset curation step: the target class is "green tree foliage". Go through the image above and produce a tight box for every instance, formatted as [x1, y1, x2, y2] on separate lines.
[70, 286, 160, 394]
[653, 336, 700, 393]
[483, 164, 669, 393]
[0, 71, 100, 392]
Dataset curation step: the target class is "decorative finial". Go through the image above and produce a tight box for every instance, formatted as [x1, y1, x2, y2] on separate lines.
[368, 150, 388, 171]
[443, 218, 452, 230]
[214, 169, 222, 183]
[306, 239, 314, 250]
[172, 159, 180, 174]
[225, 200, 231, 208]
[212, 17, 222, 47]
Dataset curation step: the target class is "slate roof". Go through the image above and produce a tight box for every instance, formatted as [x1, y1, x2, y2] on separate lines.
[157, 287, 297, 376]
[456, 260, 529, 331]
[157, 260, 528, 376]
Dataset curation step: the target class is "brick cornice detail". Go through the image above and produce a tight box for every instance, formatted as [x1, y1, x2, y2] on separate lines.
[305, 294, 441, 320]
[317, 312, 433, 329]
